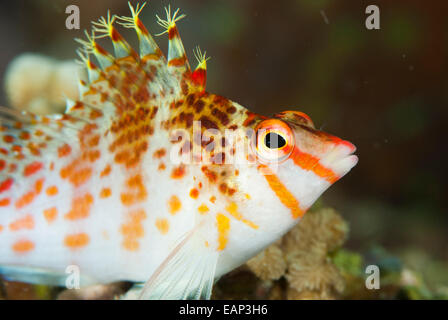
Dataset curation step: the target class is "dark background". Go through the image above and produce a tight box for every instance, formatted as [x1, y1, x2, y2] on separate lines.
[0, 0, 446, 287]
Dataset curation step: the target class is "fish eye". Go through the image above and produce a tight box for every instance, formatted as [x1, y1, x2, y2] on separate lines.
[254, 119, 295, 163]
[264, 132, 287, 149]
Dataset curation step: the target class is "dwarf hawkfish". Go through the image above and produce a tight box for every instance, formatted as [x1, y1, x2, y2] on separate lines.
[0, 3, 358, 299]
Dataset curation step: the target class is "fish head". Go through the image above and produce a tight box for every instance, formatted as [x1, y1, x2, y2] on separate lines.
[214, 108, 357, 272]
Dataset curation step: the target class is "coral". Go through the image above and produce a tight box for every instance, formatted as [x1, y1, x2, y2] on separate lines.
[286, 258, 345, 299]
[246, 240, 286, 281]
[57, 282, 131, 300]
[4, 53, 84, 115]
[245, 207, 349, 300]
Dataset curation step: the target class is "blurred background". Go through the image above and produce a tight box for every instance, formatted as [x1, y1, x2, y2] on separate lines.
[0, 0, 446, 298]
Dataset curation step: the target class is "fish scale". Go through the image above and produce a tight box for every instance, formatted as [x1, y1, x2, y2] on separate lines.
[0, 3, 357, 299]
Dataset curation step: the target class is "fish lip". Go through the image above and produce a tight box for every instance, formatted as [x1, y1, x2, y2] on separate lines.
[319, 140, 358, 177]
[334, 141, 358, 173]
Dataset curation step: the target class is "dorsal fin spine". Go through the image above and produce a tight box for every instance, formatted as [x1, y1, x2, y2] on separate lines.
[92, 11, 134, 59]
[156, 6, 189, 71]
[191, 46, 210, 91]
[117, 2, 162, 58]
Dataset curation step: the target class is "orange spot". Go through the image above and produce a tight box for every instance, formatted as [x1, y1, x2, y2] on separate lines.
[3, 135, 14, 143]
[168, 195, 181, 215]
[158, 163, 166, 171]
[171, 166, 186, 179]
[64, 233, 90, 249]
[216, 213, 230, 251]
[100, 164, 111, 177]
[12, 239, 34, 253]
[58, 144, 71, 158]
[100, 188, 112, 198]
[65, 193, 94, 220]
[0, 225, 3, 232]
[35, 178, 44, 194]
[23, 161, 43, 177]
[60, 161, 93, 187]
[0, 178, 13, 193]
[46, 186, 58, 197]
[10, 214, 35, 231]
[88, 135, 100, 147]
[84, 150, 101, 162]
[198, 204, 209, 215]
[153, 148, 166, 158]
[0, 198, 10, 206]
[189, 188, 199, 199]
[15, 191, 35, 209]
[120, 209, 147, 251]
[155, 218, 169, 235]
[70, 167, 92, 187]
[120, 174, 147, 206]
[260, 165, 304, 219]
[43, 207, 58, 223]
[210, 196, 216, 204]
[15, 178, 44, 209]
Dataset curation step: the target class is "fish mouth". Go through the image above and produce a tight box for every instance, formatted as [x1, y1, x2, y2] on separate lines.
[321, 140, 358, 177]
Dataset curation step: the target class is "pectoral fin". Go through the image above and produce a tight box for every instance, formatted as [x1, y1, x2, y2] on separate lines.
[138, 228, 218, 300]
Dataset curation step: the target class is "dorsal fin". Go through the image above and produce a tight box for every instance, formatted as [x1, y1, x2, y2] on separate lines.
[0, 2, 212, 187]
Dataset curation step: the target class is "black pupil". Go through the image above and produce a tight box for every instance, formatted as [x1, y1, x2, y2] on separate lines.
[264, 132, 286, 149]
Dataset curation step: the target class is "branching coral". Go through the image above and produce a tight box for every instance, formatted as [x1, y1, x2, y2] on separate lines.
[245, 207, 349, 300]
[4, 53, 84, 114]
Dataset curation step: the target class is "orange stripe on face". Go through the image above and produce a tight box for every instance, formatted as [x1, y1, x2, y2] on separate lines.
[216, 213, 230, 251]
[9, 214, 34, 231]
[260, 165, 304, 219]
[12, 239, 34, 253]
[64, 233, 90, 249]
[291, 147, 338, 184]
